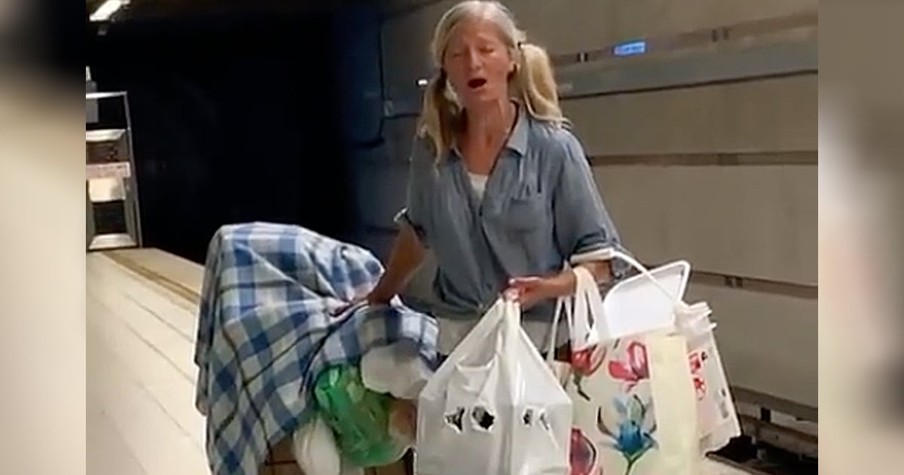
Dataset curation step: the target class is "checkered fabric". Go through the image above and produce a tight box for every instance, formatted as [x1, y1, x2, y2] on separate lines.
[194, 222, 439, 475]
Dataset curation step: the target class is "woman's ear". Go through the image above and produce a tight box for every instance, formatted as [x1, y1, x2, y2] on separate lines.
[507, 60, 517, 79]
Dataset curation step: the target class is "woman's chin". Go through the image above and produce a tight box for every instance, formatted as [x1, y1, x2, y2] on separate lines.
[461, 91, 507, 110]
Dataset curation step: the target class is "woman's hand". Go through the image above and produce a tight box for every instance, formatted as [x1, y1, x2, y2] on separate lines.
[330, 225, 425, 317]
[330, 284, 394, 317]
[505, 272, 576, 310]
[505, 261, 613, 309]
[365, 284, 395, 307]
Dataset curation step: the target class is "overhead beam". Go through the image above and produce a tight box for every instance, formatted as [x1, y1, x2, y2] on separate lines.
[556, 40, 816, 100]
[382, 11, 817, 118]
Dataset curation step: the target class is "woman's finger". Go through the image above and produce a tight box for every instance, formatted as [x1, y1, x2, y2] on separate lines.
[518, 291, 541, 310]
[508, 276, 542, 288]
[330, 297, 365, 317]
[502, 287, 522, 301]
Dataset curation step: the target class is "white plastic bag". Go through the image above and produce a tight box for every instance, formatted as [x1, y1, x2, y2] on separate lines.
[677, 303, 742, 453]
[360, 342, 433, 400]
[339, 464, 364, 475]
[550, 267, 606, 378]
[292, 415, 342, 475]
[416, 298, 573, 475]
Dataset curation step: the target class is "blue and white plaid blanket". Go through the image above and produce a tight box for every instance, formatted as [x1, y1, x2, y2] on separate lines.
[194, 222, 439, 475]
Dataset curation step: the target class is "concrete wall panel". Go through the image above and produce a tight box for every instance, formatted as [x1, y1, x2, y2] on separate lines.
[593, 162, 817, 284]
[564, 75, 817, 156]
[686, 283, 817, 409]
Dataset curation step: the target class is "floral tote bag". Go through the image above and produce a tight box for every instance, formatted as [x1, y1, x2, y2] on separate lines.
[563, 332, 700, 475]
[546, 256, 713, 475]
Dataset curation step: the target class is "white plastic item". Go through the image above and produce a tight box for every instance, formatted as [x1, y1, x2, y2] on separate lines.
[292, 415, 342, 475]
[678, 304, 742, 453]
[602, 260, 691, 339]
[416, 298, 573, 475]
[339, 462, 365, 475]
[549, 256, 690, 351]
[360, 342, 433, 401]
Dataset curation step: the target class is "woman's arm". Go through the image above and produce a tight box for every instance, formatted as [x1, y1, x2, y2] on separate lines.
[368, 136, 434, 304]
[367, 223, 427, 304]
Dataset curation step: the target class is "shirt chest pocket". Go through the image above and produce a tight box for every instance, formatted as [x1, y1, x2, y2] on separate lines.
[502, 192, 549, 232]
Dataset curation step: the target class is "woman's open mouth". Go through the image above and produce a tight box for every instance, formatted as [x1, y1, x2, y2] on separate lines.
[467, 78, 488, 89]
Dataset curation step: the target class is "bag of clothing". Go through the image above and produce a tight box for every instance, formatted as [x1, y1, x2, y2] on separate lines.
[416, 298, 573, 475]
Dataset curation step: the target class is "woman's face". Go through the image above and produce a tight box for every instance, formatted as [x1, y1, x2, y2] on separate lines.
[442, 17, 515, 111]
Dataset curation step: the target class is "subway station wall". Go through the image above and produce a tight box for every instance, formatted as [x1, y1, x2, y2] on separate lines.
[366, 0, 818, 412]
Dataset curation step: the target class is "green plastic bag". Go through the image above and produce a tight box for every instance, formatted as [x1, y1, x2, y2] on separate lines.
[313, 365, 408, 467]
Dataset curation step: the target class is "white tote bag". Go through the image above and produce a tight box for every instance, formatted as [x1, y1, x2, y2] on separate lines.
[416, 298, 573, 475]
[548, 253, 738, 475]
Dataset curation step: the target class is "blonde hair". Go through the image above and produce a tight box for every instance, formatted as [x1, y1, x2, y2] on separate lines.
[417, 0, 566, 160]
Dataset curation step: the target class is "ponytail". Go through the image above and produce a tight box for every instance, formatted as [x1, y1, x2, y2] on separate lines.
[515, 42, 567, 126]
[417, 71, 463, 162]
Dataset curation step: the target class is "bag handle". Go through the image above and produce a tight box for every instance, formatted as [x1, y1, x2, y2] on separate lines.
[545, 271, 572, 363]
[491, 294, 523, 366]
[545, 247, 712, 364]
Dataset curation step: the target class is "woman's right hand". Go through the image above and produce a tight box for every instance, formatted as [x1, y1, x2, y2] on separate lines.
[331, 223, 424, 317]
[330, 284, 394, 317]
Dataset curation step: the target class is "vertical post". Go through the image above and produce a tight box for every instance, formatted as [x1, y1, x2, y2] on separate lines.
[121, 92, 144, 247]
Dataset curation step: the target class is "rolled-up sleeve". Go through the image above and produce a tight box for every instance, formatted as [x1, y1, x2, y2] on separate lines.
[393, 138, 431, 244]
[552, 131, 629, 279]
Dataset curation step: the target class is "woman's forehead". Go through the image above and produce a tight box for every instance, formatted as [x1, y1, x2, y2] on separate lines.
[446, 17, 507, 46]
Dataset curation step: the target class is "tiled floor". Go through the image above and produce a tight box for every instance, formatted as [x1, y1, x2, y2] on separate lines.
[87, 250, 208, 475]
[86, 249, 754, 475]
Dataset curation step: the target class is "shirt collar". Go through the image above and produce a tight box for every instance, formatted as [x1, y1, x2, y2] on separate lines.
[450, 102, 530, 159]
[505, 103, 529, 157]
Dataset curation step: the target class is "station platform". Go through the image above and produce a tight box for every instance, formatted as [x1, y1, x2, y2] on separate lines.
[86, 248, 759, 475]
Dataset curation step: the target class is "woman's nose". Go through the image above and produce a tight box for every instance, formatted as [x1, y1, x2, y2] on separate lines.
[464, 49, 483, 68]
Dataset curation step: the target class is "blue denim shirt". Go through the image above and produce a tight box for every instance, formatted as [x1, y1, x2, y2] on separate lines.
[396, 106, 626, 323]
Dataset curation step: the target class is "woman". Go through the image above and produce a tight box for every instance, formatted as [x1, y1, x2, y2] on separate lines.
[367, 0, 626, 358]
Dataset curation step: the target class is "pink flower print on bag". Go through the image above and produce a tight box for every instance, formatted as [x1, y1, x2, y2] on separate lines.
[607, 340, 649, 391]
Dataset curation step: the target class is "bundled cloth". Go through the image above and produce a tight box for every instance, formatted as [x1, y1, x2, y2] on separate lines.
[194, 222, 439, 475]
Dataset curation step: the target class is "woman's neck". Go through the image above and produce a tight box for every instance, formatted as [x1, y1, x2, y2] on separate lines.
[465, 100, 516, 148]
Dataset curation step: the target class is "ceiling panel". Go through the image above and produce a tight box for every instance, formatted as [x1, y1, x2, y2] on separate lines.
[87, 0, 401, 21]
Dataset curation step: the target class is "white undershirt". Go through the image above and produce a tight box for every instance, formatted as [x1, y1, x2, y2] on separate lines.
[468, 172, 489, 200]
[435, 172, 569, 356]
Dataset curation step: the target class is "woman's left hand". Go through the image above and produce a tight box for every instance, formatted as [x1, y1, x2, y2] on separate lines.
[505, 272, 576, 310]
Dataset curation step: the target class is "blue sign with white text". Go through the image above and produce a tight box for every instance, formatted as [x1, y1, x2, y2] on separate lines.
[613, 40, 647, 57]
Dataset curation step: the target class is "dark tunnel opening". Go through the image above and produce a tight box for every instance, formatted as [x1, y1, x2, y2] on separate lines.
[86, 5, 381, 263]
